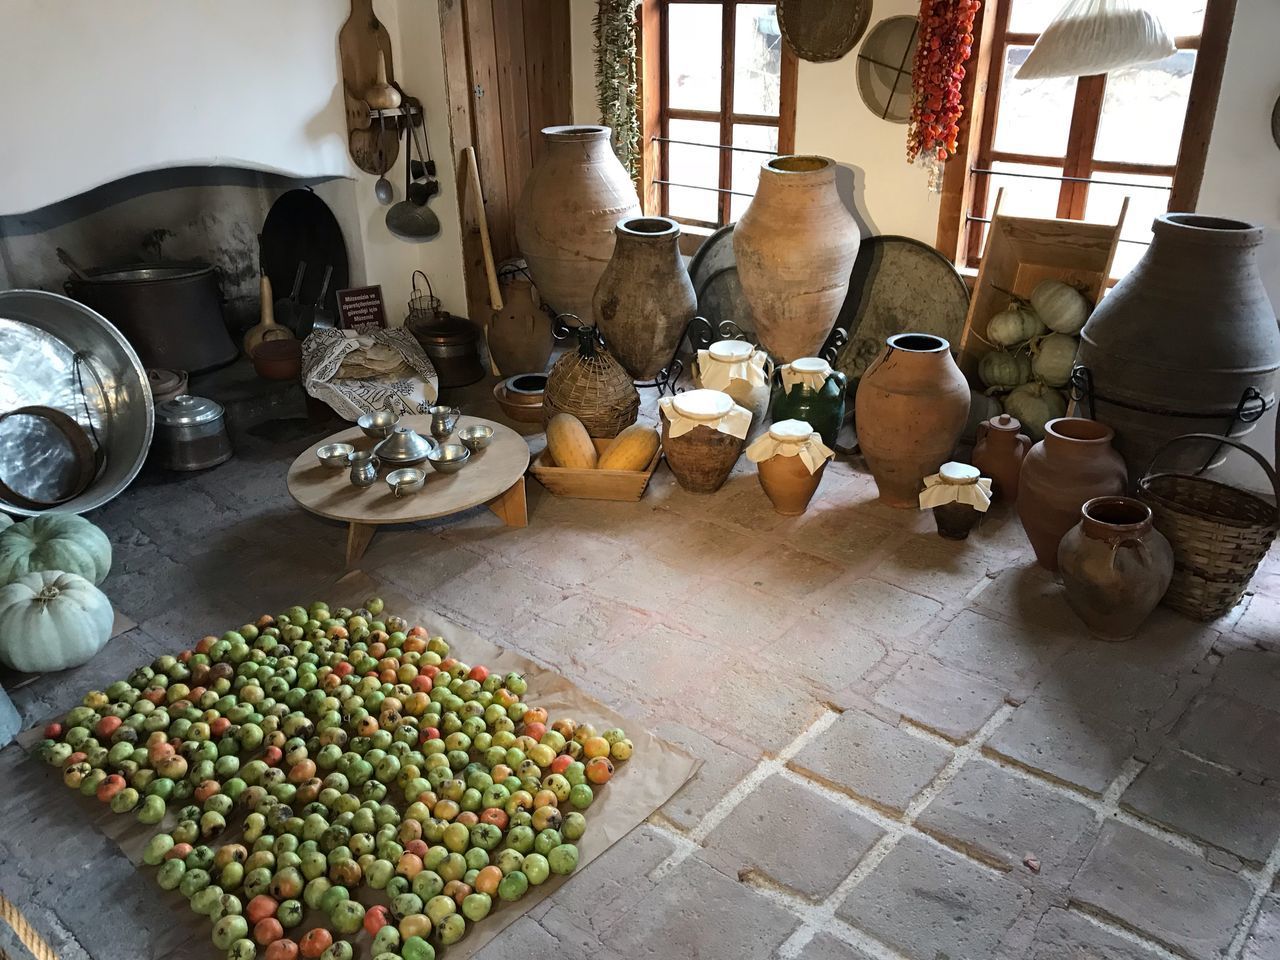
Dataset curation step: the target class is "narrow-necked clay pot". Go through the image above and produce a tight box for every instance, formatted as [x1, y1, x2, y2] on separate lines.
[488, 275, 552, 375]
[1058, 496, 1173, 641]
[854, 333, 970, 508]
[972, 413, 1032, 504]
[757, 455, 827, 516]
[1017, 417, 1128, 571]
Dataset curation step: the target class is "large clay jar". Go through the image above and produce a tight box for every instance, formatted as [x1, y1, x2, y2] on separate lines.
[733, 156, 860, 362]
[487, 274, 552, 375]
[771, 357, 847, 447]
[1017, 417, 1128, 571]
[1076, 214, 1280, 477]
[660, 389, 750, 493]
[1058, 496, 1174, 641]
[855, 333, 970, 508]
[594, 217, 696, 380]
[972, 413, 1032, 505]
[514, 126, 641, 324]
[693, 340, 774, 441]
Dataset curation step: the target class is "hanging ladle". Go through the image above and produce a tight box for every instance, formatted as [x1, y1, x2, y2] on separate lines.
[373, 115, 394, 206]
[386, 109, 441, 242]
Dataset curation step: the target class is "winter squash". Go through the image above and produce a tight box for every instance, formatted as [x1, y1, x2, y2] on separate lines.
[1031, 333, 1080, 387]
[545, 414, 598, 469]
[1004, 382, 1069, 441]
[979, 350, 1032, 391]
[987, 303, 1047, 347]
[0, 515, 112, 586]
[0, 571, 114, 672]
[0, 514, 11, 532]
[1031, 279, 1091, 335]
[597, 425, 660, 471]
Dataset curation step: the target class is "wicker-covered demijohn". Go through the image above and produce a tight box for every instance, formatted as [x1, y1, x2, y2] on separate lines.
[543, 322, 639, 438]
[1137, 433, 1279, 621]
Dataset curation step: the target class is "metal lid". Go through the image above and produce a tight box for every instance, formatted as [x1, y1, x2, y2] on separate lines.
[768, 419, 814, 443]
[938, 461, 981, 485]
[80, 262, 214, 284]
[410, 315, 480, 345]
[672, 388, 734, 421]
[374, 426, 438, 463]
[156, 394, 224, 426]
[708, 339, 753, 362]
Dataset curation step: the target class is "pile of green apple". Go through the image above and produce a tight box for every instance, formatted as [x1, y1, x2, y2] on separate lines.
[35, 598, 635, 960]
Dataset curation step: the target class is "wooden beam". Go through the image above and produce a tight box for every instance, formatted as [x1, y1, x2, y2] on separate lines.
[1169, 0, 1236, 212]
[464, 0, 513, 263]
[494, 0, 533, 251]
[638, 0, 662, 213]
[1059, 73, 1106, 220]
[778, 41, 797, 154]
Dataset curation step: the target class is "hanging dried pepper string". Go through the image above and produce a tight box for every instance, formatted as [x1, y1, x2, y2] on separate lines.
[907, 0, 981, 164]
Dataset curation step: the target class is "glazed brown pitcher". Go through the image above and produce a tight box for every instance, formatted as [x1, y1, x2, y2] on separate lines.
[972, 414, 1031, 504]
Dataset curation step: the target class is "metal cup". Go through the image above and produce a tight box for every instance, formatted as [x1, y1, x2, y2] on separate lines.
[429, 404, 461, 443]
[348, 450, 380, 487]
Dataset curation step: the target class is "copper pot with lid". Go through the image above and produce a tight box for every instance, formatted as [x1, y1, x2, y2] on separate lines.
[405, 313, 485, 388]
[151, 394, 233, 471]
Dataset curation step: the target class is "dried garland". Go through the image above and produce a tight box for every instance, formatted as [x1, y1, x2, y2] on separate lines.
[907, 0, 980, 180]
[594, 0, 641, 179]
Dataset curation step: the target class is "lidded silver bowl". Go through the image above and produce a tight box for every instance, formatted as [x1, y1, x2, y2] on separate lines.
[374, 426, 437, 465]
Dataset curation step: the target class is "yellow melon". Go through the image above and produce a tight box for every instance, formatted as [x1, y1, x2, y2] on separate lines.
[597, 425, 659, 471]
[546, 414, 597, 469]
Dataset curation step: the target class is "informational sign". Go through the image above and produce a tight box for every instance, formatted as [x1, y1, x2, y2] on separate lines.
[335, 285, 388, 332]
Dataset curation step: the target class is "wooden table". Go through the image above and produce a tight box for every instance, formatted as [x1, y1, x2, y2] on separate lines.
[287, 415, 529, 565]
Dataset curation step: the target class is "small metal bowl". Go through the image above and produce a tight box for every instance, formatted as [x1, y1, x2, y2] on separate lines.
[428, 443, 471, 475]
[457, 424, 494, 452]
[316, 442, 355, 468]
[358, 411, 399, 439]
[386, 467, 426, 498]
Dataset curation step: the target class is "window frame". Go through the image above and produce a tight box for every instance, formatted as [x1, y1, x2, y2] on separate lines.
[936, 0, 1237, 271]
[639, 0, 798, 230]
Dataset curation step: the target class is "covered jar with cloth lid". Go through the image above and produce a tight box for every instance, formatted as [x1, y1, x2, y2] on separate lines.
[771, 356, 846, 446]
[746, 419, 834, 515]
[659, 388, 751, 493]
[919, 462, 992, 540]
[694, 340, 774, 440]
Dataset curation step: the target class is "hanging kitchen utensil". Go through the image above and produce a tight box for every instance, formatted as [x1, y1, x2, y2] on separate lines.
[373, 114, 394, 205]
[386, 117, 441, 242]
[55, 247, 89, 281]
[274, 261, 307, 334]
[778, 0, 872, 62]
[299, 266, 336, 338]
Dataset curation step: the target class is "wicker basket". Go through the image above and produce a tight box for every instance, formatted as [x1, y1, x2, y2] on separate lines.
[543, 324, 639, 438]
[1138, 433, 1279, 621]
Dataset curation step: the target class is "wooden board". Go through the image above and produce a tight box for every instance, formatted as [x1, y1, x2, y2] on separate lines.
[956, 190, 1126, 387]
[339, 0, 401, 175]
[529, 439, 662, 501]
[465, 0, 513, 263]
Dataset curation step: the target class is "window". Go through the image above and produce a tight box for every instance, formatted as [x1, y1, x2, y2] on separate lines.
[640, 1, 797, 229]
[938, 0, 1233, 279]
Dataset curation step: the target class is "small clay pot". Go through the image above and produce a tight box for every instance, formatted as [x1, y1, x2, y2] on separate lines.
[972, 413, 1031, 504]
[251, 338, 302, 380]
[933, 502, 982, 540]
[1058, 496, 1173, 641]
[757, 456, 826, 515]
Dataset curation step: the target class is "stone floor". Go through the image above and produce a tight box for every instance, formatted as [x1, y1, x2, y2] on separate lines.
[2, 371, 1279, 960]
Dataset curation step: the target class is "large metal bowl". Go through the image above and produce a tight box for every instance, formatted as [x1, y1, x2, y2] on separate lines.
[0, 290, 154, 516]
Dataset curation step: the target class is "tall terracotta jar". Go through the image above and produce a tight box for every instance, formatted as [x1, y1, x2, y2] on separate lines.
[1058, 497, 1173, 641]
[972, 414, 1032, 505]
[514, 126, 641, 324]
[1017, 418, 1128, 571]
[746, 419, 834, 515]
[855, 334, 970, 508]
[594, 217, 696, 380]
[487, 274, 552, 375]
[659, 389, 751, 493]
[733, 156, 860, 362]
[1076, 214, 1280, 477]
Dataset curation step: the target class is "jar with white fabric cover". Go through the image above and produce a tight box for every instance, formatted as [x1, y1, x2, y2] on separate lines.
[659, 388, 751, 493]
[771, 357, 846, 446]
[693, 340, 774, 440]
[746, 419, 834, 515]
[919, 462, 992, 540]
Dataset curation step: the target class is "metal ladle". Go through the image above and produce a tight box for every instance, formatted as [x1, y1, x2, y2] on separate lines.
[385, 110, 440, 242]
[373, 115, 394, 205]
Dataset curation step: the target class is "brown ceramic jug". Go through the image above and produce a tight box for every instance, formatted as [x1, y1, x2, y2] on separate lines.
[973, 414, 1032, 504]
[1058, 497, 1173, 641]
[750, 420, 833, 515]
[854, 333, 970, 508]
[1017, 418, 1128, 571]
[487, 274, 552, 375]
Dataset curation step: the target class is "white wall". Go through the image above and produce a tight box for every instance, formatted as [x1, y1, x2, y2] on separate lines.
[0, 0, 467, 323]
[571, 0, 600, 124]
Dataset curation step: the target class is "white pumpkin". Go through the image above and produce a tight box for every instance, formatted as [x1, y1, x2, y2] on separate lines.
[0, 515, 112, 585]
[1031, 332, 1081, 387]
[0, 514, 12, 532]
[0, 571, 114, 672]
[987, 303, 1047, 347]
[1031, 279, 1091, 335]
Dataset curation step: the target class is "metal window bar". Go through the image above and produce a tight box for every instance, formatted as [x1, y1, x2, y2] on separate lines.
[969, 167, 1174, 191]
[653, 136, 777, 156]
[654, 179, 755, 197]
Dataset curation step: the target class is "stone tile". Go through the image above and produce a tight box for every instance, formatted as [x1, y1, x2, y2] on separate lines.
[869, 534, 1005, 604]
[1211, 648, 1280, 709]
[917, 757, 1098, 882]
[647, 518, 762, 574]
[1243, 894, 1280, 960]
[1121, 748, 1280, 863]
[1108, 606, 1220, 675]
[429, 559, 570, 632]
[800, 933, 877, 960]
[874, 655, 1007, 742]
[1071, 821, 1254, 960]
[1235, 593, 1280, 645]
[789, 709, 951, 814]
[702, 774, 883, 900]
[648, 720, 758, 832]
[507, 524, 634, 588]
[1176, 693, 1280, 782]
[587, 554, 699, 614]
[986, 696, 1138, 796]
[474, 916, 624, 960]
[787, 503, 903, 567]
[515, 604, 642, 668]
[725, 541, 845, 601]
[675, 578, 805, 652]
[814, 577, 943, 644]
[605, 854, 802, 959]
[756, 614, 886, 693]
[600, 623, 727, 695]
[972, 562, 1078, 630]
[364, 530, 488, 588]
[675, 659, 830, 757]
[836, 834, 1030, 960]
[1028, 908, 1166, 960]
[930, 609, 1076, 694]
[1033, 645, 1181, 726]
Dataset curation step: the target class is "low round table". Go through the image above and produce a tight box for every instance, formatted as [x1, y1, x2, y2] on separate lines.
[287, 415, 530, 566]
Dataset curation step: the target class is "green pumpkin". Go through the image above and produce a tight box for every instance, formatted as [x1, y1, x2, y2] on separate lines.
[0, 514, 12, 533]
[0, 570, 114, 672]
[0, 515, 111, 585]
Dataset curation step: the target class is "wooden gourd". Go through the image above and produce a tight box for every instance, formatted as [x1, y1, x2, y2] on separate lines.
[598, 425, 660, 471]
[243, 275, 295, 356]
